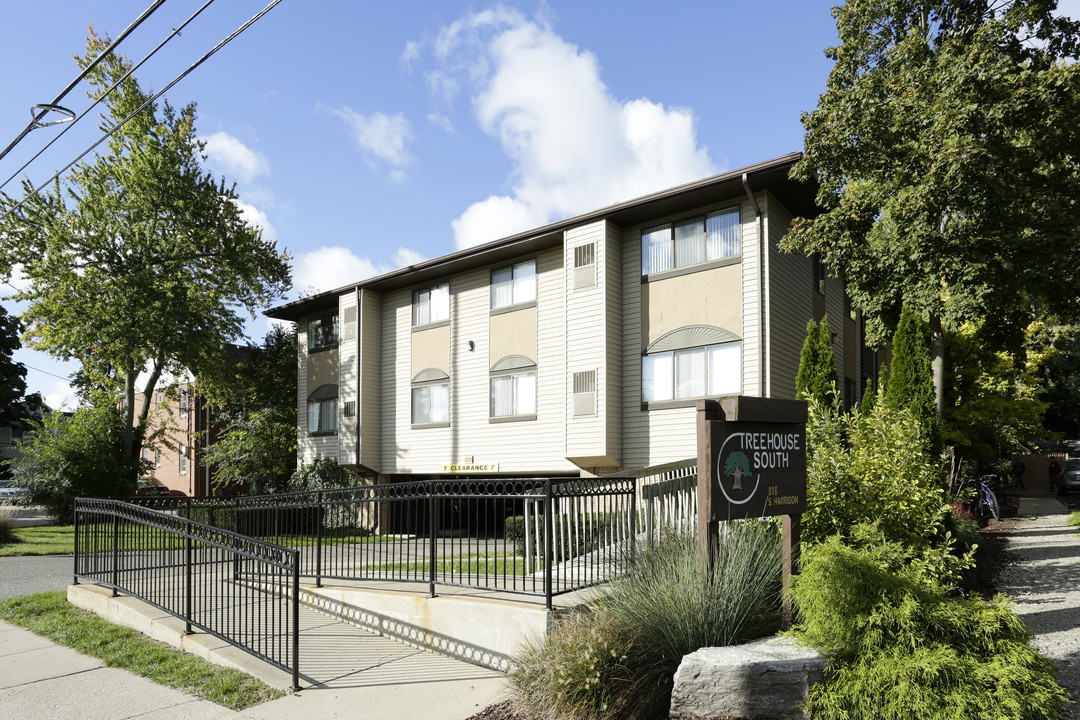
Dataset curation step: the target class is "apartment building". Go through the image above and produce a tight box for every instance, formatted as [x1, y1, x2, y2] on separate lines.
[267, 153, 878, 481]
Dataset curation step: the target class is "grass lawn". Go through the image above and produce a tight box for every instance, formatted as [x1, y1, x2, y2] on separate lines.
[0, 524, 394, 557]
[1, 525, 75, 556]
[1069, 511, 1080, 528]
[0, 591, 283, 709]
[377, 553, 529, 576]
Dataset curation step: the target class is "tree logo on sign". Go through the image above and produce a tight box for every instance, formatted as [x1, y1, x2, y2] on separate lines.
[716, 434, 760, 505]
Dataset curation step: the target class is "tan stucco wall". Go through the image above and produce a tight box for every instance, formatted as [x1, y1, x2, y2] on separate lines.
[307, 347, 339, 394]
[641, 263, 742, 349]
[489, 305, 538, 366]
[411, 324, 450, 377]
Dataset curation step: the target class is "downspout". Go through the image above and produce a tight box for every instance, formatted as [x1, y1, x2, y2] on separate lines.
[356, 286, 362, 470]
[742, 174, 767, 398]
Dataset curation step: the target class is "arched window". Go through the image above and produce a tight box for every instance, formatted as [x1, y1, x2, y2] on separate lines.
[307, 384, 338, 433]
[641, 326, 741, 403]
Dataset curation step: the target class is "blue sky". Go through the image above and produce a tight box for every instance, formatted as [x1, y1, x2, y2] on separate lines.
[3, 0, 1076, 409]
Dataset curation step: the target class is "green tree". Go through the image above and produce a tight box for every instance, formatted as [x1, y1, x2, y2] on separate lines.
[796, 316, 837, 405]
[883, 307, 940, 454]
[198, 326, 298, 494]
[13, 404, 140, 522]
[0, 305, 41, 427]
[783, 0, 1080, 412]
[0, 31, 291, 480]
[1035, 323, 1080, 438]
[944, 320, 1049, 469]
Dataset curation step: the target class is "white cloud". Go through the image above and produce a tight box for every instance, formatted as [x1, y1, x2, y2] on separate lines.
[235, 201, 278, 244]
[293, 245, 424, 295]
[427, 112, 455, 134]
[200, 132, 271, 184]
[393, 247, 426, 267]
[4, 264, 31, 294]
[333, 108, 414, 180]
[42, 378, 77, 412]
[419, 8, 718, 248]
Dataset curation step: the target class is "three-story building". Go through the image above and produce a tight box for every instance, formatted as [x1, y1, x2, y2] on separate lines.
[267, 153, 879, 482]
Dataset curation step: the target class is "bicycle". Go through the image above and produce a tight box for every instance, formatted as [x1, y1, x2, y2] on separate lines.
[955, 475, 1000, 522]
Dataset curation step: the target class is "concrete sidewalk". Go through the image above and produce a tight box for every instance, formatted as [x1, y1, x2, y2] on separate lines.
[998, 494, 1080, 720]
[0, 600, 506, 720]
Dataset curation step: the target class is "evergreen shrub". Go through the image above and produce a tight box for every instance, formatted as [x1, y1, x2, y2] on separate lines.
[791, 526, 1066, 720]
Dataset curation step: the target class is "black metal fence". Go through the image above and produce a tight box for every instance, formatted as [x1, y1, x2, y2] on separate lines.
[73, 498, 301, 690]
[121, 461, 699, 609]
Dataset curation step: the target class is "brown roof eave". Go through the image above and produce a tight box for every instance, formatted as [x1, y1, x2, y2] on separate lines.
[265, 152, 815, 321]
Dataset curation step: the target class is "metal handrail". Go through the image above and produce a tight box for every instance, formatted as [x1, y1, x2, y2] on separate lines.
[74, 498, 301, 690]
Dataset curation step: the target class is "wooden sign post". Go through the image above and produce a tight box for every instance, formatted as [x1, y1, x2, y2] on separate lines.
[696, 397, 808, 628]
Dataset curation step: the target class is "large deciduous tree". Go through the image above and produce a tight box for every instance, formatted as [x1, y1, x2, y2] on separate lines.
[783, 0, 1080, 412]
[198, 325, 298, 494]
[0, 31, 291, 478]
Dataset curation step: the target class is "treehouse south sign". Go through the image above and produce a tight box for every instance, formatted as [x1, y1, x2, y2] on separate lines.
[710, 421, 807, 520]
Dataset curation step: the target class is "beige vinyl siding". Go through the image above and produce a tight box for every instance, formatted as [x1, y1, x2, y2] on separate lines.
[620, 201, 753, 467]
[823, 264, 846, 404]
[741, 195, 762, 397]
[604, 220, 623, 467]
[564, 221, 609, 464]
[765, 192, 812, 400]
[338, 293, 358, 466]
[358, 290, 382, 471]
[297, 317, 310, 463]
[298, 308, 342, 465]
[380, 248, 575, 474]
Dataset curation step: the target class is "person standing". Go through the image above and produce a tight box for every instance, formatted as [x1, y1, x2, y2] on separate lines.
[1012, 459, 1027, 491]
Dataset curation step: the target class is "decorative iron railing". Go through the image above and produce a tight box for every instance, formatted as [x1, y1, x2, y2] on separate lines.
[73, 498, 301, 690]
[117, 459, 699, 610]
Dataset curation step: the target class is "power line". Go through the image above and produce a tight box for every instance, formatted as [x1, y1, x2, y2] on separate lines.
[0, 0, 283, 224]
[0, 0, 220, 194]
[21, 363, 73, 382]
[0, 0, 167, 165]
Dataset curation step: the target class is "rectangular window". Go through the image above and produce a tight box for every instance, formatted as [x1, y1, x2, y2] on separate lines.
[573, 370, 596, 417]
[490, 371, 536, 418]
[491, 260, 536, 309]
[642, 342, 741, 402]
[155, 391, 162, 407]
[573, 243, 596, 290]
[179, 444, 187, 475]
[155, 450, 161, 468]
[308, 312, 339, 351]
[641, 207, 740, 275]
[179, 388, 189, 418]
[307, 398, 338, 433]
[813, 256, 826, 295]
[411, 383, 450, 424]
[412, 283, 450, 326]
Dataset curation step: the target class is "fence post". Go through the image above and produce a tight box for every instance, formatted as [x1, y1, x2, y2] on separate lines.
[544, 479, 553, 610]
[73, 503, 80, 585]
[315, 491, 323, 588]
[629, 477, 637, 568]
[111, 511, 119, 597]
[291, 552, 301, 692]
[185, 520, 193, 635]
[428, 481, 437, 598]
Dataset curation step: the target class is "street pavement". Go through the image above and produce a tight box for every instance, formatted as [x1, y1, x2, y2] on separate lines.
[0, 556, 506, 720]
[0, 554, 73, 599]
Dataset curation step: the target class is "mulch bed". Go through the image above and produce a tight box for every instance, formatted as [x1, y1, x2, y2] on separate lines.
[467, 493, 1039, 720]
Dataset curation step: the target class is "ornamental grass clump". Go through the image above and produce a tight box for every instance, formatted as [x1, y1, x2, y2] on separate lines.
[791, 526, 1067, 720]
[508, 520, 782, 720]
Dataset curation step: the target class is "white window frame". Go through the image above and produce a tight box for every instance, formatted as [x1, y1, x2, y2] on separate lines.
[491, 260, 537, 310]
[412, 282, 450, 326]
[179, 444, 188, 475]
[490, 370, 537, 419]
[641, 206, 741, 275]
[411, 382, 450, 425]
[642, 341, 741, 402]
[308, 312, 339, 351]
